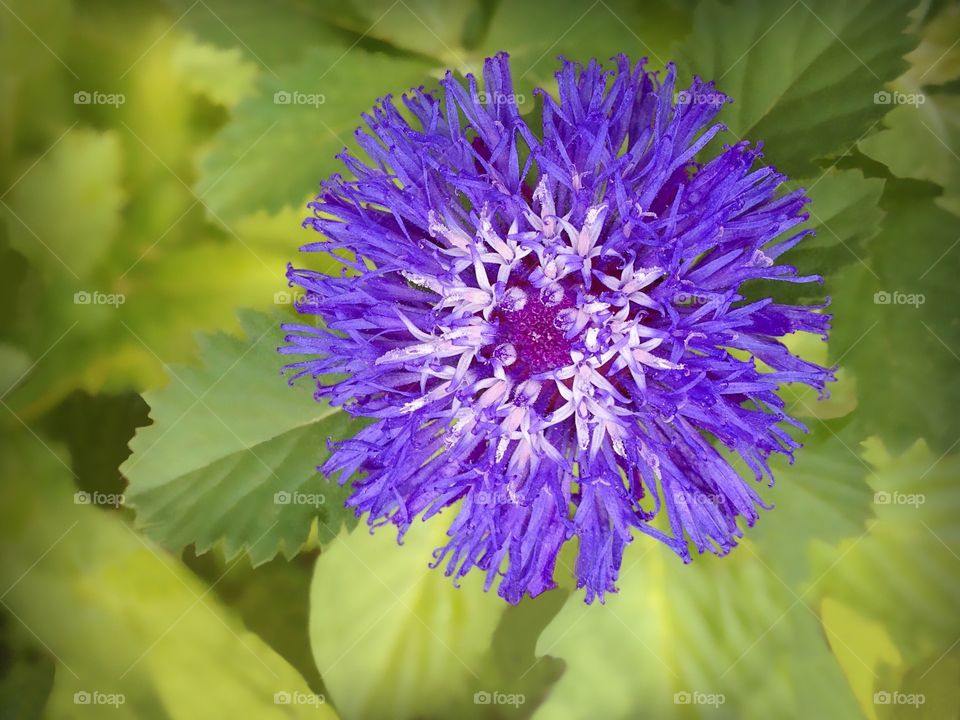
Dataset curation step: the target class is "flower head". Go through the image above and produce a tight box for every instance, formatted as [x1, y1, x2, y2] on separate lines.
[280, 53, 833, 604]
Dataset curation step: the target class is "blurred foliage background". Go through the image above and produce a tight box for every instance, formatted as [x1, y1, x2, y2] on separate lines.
[1, 0, 959, 718]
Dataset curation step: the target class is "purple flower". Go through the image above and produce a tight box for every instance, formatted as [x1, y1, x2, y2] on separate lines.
[280, 53, 833, 604]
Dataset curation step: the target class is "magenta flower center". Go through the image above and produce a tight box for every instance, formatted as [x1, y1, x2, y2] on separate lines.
[493, 282, 575, 378]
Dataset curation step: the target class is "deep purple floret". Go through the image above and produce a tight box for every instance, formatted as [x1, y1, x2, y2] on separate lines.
[280, 53, 834, 604]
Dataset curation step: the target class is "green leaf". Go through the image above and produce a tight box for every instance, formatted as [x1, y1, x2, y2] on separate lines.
[185, 549, 327, 696]
[161, 0, 357, 67]
[793, 169, 886, 252]
[829, 180, 960, 452]
[0, 343, 31, 397]
[821, 598, 902, 720]
[874, 642, 960, 720]
[0, 431, 339, 719]
[467, 592, 569, 718]
[0, 29, 306, 418]
[900, 3, 960, 88]
[0, 0, 74, 179]
[0, 626, 55, 720]
[479, 0, 692, 97]
[532, 541, 861, 720]
[43, 391, 149, 498]
[682, 0, 915, 176]
[744, 168, 884, 308]
[820, 599, 960, 720]
[0, 225, 29, 340]
[341, 0, 481, 66]
[813, 436, 960, 665]
[781, 332, 858, 421]
[749, 424, 873, 585]
[122, 310, 364, 565]
[169, 35, 260, 108]
[309, 519, 508, 720]
[856, 2, 960, 216]
[860, 91, 960, 216]
[783, 169, 885, 303]
[196, 47, 434, 222]
[2, 234, 293, 420]
[4, 129, 125, 278]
